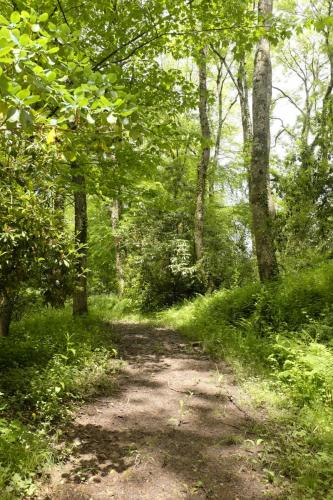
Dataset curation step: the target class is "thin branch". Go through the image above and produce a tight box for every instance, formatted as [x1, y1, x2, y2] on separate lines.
[271, 117, 297, 147]
[272, 86, 305, 116]
[56, 0, 70, 27]
[95, 24, 264, 69]
[49, 5, 58, 18]
[221, 94, 238, 125]
[93, 28, 151, 70]
[210, 44, 241, 96]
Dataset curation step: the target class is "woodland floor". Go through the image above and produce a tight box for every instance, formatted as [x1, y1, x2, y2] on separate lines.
[41, 322, 282, 500]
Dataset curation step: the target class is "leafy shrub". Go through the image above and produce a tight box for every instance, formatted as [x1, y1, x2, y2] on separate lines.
[270, 334, 333, 405]
[0, 418, 51, 499]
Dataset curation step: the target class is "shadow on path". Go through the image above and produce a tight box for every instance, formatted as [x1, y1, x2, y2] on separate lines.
[42, 322, 280, 500]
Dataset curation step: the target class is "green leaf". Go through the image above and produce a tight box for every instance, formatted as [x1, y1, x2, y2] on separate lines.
[77, 96, 89, 107]
[0, 37, 11, 48]
[31, 24, 40, 33]
[38, 13, 49, 22]
[100, 95, 111, 107]
[7, 108, 20, 122]
[0, 46, 12, 57]
[59, 24, 70, 35]
[45, 70, 57, 82]
[10, 31, 19, 45]
[46, 128, 56, 144]
[0, 15, 9, 26]
[25, 95, 40, 105]
[114, 98, 124, 107]
[107, 72, 117, 83]
[19, 34, 31, 46]
[17, 88, 30, 100]
[19, 109, 33, 128]
[0, 27, 11, 40]
[121, 107, 137, 117]
[47, 22, 56, 31]
[10, 12, 20, 24]
[0, 57, 13, 63]
[65, 150, 77, 161]
[33, 65, 43, 74]
[37, 37, 49, 47]
[0, 100, 8, 114]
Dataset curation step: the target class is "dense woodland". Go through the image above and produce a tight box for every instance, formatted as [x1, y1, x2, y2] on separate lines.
[0, 0, 333, 498]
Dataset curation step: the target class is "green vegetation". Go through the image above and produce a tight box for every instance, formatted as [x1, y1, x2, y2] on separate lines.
[0, 0, 332, 497]
[0, 302, 119, 499]
[156, 262, 333, 498]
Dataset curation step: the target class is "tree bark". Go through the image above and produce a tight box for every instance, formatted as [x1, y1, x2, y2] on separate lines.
[209, 62, 223, 198]
[237, 58, 258, 251]
[0, 292, 13, 337]
[72, 166, 88, 315]
[194, 47, 211, 261]
[237, 58, 253, 162]
[109, 199, 124, 295]
[250, 0, 278, 281]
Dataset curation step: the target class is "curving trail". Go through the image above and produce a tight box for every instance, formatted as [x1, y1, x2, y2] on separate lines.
[43, 322, 280, 500]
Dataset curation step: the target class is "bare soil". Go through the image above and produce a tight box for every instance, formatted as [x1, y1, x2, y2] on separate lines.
[41, 321, 280, 500]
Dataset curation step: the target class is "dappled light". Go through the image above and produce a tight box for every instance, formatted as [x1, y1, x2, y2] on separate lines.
[0, 0, 332, 498]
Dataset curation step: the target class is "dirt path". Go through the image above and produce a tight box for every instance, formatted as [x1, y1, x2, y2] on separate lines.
[43, 322, 279, 500]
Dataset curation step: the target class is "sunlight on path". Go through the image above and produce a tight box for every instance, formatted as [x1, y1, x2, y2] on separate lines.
[42, 322, 279, 500]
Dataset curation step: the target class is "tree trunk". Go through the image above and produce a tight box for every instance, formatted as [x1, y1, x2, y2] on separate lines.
[109, 199, 124, 295]
[194, 47, 211, 261]
[0, 292, 13, 337]
[72, 166, 88, 315]
[237, 58, 252, 162]
[209, 62, 223, 198]
[250, 0, 278, 281]
[237, 58, 258, 252]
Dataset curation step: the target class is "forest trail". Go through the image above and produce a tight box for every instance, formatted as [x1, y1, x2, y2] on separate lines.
[43, 322, 279, 500]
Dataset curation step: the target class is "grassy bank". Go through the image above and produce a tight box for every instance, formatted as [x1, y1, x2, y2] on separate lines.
[0, 300, 119, 499]
[155, 261, 333, 498]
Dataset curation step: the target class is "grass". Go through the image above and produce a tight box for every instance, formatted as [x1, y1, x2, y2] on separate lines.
[152, 261, 333, 499]
[0, 299, 120, 499]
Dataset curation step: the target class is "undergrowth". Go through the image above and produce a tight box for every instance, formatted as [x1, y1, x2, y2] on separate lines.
[155, 261, 333, 499]
[0, 302, 119, 499]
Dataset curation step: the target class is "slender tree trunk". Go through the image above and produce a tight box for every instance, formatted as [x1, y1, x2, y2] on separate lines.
[209, 62, 223, 198]
[237, 58, 258, 251]
[0, 292, 13, 337]
[109, 199, 124, 295]
[194, 47, 211, 261]
[237, 59, 252, 162]
[250, 0, 278, 281]
[72, 165, 88, 315]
